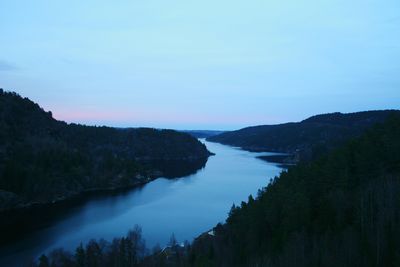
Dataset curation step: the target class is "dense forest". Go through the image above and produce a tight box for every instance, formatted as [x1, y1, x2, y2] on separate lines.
[0, 90, 211, 212]
[30, 114, 400, 266]
[207, 110, 400, 163]
[182, 114, 400, 266]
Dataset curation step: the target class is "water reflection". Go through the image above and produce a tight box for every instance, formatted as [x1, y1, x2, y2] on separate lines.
[140, 157, 208, 178]
[0, 157, 208, 247]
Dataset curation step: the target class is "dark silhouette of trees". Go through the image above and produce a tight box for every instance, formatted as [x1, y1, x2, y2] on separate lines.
[183, 115, 400, 267]
[33, 115, 400, 267]
[0, 90, 211, 212]
[208, 110, 400, 162]
[75, 243, 85, 267]
[168, 234, 178, 247]
[38, 255, 49, 267]
[31, 225, 146, 267]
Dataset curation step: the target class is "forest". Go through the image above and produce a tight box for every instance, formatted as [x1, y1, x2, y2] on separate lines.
[30, 114, 400, 266]
[207, 110, 400, 163]
[184, 113, 400, 267]
[0, 90, 211, 212]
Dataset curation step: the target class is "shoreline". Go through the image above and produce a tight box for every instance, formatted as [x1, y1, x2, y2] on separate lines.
[0, 154, 213, 215]
[206, 139, 298, 166]
[0, 176, 159, 247]
[0, 154, 212, 247]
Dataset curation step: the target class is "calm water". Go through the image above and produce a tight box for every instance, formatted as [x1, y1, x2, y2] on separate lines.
[0, 140, 283, 266]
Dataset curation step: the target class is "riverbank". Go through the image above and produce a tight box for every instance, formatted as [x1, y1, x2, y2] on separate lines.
[0, 155, 211, 248]
[0, 140, 282, 267]
[256, 154, 297, 168]
[0, 175, 153, 246]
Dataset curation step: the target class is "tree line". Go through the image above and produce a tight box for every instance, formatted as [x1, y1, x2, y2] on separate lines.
[0, 89, 210, 212]
[32, 115, 400, 266]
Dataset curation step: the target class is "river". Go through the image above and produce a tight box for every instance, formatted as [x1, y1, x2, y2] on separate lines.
[0, 140, 283, 266]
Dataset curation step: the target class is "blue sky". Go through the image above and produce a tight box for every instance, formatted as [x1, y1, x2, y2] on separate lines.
[1, 0, 399, 130]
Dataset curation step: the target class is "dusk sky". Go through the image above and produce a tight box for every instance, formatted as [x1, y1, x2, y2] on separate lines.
[1, 0, 399, 130]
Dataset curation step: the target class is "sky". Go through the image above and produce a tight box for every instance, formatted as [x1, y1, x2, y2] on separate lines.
[0, 0, 399, 130]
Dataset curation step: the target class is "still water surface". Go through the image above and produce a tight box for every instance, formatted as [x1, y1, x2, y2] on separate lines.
[0, 140, 283, 266]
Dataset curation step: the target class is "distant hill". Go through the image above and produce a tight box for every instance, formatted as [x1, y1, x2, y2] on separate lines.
[180, 130, 225, 138]
[0, 89, 211, 211]
[207, 110, 400, 163]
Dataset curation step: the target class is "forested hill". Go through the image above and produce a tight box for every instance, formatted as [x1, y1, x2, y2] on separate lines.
[34, 110, 400, 267]
[0, 90, 211, 211]
[145, 113, 400, 267]
[207, 110, 400, 162]
[180, 130, 225, 138]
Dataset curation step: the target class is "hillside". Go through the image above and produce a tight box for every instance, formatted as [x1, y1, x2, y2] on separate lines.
[33, 114, 400, 267]
[180, 130, 225, 139]
[0, 90, 211, 211]
[148, 113, 400, 267]
[207, 110, 400, 163]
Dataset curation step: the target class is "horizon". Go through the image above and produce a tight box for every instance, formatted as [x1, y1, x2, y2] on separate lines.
[4, 88, 400, 131]
[3, 88, 399, 131]
[1, 0, 399, 130]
